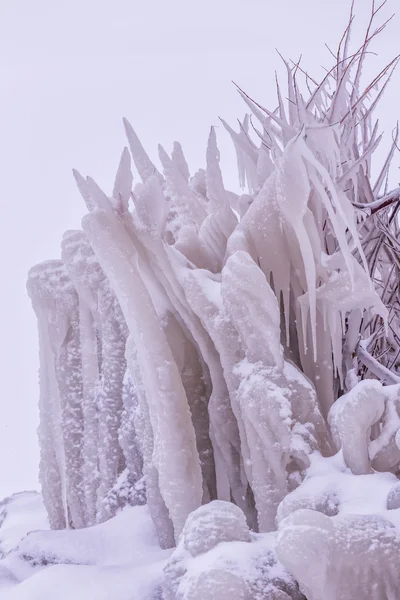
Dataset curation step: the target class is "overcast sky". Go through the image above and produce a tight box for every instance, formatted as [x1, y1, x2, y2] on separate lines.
[0, 0, 399, 499]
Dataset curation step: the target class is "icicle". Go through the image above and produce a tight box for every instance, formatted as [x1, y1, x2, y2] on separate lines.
[82, 200, 203, 541]
[158, 144, 207, 230]
[112, 147, 133, 212]
[171, 141, 190, 183]
[123, 117, 163, 184]
[275, 136, 318, 358]
[72, 169, 95, 212]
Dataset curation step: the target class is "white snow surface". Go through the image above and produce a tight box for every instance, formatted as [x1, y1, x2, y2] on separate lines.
[0, 500, 170, 599]
[0, 492, 48, 559]
[163, 500, 303, 600]
[276, 451, 400, 599]
[0, 495, 304, 600]
[4, 449, 400, 600]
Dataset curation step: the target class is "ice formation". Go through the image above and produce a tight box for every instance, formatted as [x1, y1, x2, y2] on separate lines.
[163, 501, 303, 600]
[20, 2, 400, 598]
[277, 508, 400, 600]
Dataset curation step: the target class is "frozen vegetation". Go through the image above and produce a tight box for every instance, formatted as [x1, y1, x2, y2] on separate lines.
[2, 1, 400, 598]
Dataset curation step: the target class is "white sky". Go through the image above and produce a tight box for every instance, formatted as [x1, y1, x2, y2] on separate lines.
[0, 0, 399, 499]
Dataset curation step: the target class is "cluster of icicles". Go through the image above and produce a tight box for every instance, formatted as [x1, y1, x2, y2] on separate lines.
[28, 49, 400, 599]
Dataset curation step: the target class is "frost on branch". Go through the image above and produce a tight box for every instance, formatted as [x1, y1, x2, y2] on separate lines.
[26, 1, 400, 597]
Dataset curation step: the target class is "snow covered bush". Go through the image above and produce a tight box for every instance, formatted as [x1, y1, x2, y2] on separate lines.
[22, 1, 400, 598]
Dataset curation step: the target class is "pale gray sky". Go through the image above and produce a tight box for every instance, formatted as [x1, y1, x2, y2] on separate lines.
[0, 0, 398, 498]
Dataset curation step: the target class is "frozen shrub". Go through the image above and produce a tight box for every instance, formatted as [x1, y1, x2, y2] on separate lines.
[26, 1, 400, 597]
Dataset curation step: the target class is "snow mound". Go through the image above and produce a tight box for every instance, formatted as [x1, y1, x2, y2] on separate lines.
[0, 504, 171, 599]
[0, 498, 304, 599]
[277, 508, 400, 600]
[276, 451, 400, 599]
[276, 452, 397, 523]
[181, 500, 251, 556]
[163, 500, 303, 600]
[0, 492, 48, 559]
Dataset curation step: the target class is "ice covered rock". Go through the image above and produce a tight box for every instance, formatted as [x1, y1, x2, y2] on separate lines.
[181, 501, 251, 557]
[387, 482, 400, 511]
[277, 508, 400, 600]
[369, 384, 400, 473]
[327, 381, 400, 476]
[163, 501, 304, 600]
[328, 379, 386, 474]
[277, 485, 339, 523]
[277, 451, 397, 525]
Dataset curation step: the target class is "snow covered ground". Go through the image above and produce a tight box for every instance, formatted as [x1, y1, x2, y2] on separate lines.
[0, 492, 48, 560]
[3, 450, 400, 600]
[0, 492, 302, 599]
[0, 494, 170, 599]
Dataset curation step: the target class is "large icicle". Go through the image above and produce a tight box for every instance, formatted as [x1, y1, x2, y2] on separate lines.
[81, 186, 203, 543]
[27, 261, 80, 529]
